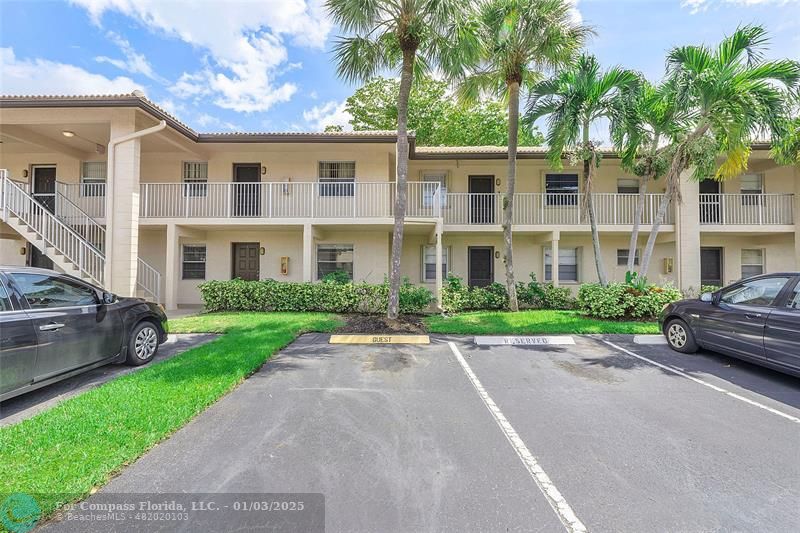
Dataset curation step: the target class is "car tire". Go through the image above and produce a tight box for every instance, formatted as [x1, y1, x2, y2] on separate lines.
[664, 318, 698, 354]
[126, 321, 160, 366]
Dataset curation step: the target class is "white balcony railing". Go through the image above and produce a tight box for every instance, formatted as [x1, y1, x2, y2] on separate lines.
[443, 193, 672, 225]
[699, 193, 794, 225]
[57, 182, 106, 219]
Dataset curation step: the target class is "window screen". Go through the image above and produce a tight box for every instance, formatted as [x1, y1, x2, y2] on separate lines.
[741, 249, 764, 279]
[544, 247, 579, 282]
[545, 174, 579, 206]
[182, 245, 207, 280]
[317, 244, 354, 280]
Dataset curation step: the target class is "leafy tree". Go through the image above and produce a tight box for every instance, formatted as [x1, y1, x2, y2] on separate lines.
[343, 76, 544, 145]
[637, 25, 800, 277]
[773, 115, 800, 166]
[450, 0, 590, 310]
[327, 0, 470, 318]
[528, 54, 639, 287]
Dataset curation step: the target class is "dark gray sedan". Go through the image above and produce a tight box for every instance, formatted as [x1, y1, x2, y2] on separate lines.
[0, 266, 168, 401]
[660, 273, 800, 377]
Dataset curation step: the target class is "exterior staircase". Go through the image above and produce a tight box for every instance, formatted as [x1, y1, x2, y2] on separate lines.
[1, 172, 162, 302]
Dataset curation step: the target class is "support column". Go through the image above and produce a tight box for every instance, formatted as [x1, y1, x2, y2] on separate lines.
[435, 221, 443, 311]
[551, 236, 559, 287]
[303, 223, 313, 282]
[676, 170, 701, 292]
[165, 224, 180, 311]
[105, 109, 141, 296]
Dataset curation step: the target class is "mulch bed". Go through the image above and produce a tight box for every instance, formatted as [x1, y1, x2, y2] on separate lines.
[336, 314, 429, 334]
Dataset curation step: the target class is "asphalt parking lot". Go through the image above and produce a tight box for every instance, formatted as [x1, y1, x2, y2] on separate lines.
[42, 333, 800, 532]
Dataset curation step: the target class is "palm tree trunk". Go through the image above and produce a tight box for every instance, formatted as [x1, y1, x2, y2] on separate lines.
[583, 124, 608, 286]
[639, 190, 669, 277]
[504, 81, 520, 312]
[387, 49, 415, 319]
[626, 175, 648, 273]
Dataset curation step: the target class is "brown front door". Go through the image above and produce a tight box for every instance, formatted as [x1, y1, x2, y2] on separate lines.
[233, 243, 260, 281]
[468, 246, 494, 287]
[233, 163, 261, 217]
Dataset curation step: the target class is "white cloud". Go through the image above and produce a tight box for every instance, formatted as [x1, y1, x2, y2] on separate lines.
[69, 0, 333, 113]
[95, 31, 167, 83]
[567, 0, 582, 24]
[303, 100, 352, 131]
[682, 0, 797, 14]
[194, 113, 240, 131]
[0, 47, 141, 95]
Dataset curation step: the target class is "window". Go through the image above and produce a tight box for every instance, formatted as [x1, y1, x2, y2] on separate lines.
[0, 280, 12, 312]
[422, 245, 449, 282]
[318, 161, 355, 197]
[720, 276, 790, 307]
[182, 245, 207, 280]
[741, 249, 764, 279]
[617, 178, 640, 194]
[617, 249, 640, 266]
[422, 172, 447, 208]
[545, 174, 579, 206]
[740, 173, 762, 206]
[785, 282, 800, 310]
[11, 273, 97, 309]
[544, 247, 579, 282]
[81, 161, 106, 197]
[183, 162, 208, 197]
[317, 244, 354, 280]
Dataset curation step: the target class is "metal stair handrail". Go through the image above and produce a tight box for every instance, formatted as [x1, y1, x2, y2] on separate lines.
[136, 257, 161, 303]
[1, 176, 105, 285]
[55, 187, 107, 253]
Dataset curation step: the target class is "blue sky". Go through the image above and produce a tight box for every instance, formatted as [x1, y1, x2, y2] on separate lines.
[1, 0, 798, 135]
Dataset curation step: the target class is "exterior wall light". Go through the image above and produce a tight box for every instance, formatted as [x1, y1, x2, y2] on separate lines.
[261, 166, 267, 175]
[62, 130, 75, 137]
[260, 247, 266, 255]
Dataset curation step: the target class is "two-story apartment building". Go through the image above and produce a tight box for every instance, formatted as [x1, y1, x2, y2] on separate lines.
[1, 93, 798, 310]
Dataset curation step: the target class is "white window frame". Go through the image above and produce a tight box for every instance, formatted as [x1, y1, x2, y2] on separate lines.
[318, 161, 356, 197]
[182, 244, 207, 280]
[80, 161, 107, 197]
[422, 172, 447, 208]
[182, 161, 208, 198]
[740, 173, 763, 206]
[316, 244, 354, 280]
[617, 178, 640, 194]
[422, 245, 450, 282]
[617, 248, 641, 266]
[741, 248, 764, 279]
[544, 246, 579, 282]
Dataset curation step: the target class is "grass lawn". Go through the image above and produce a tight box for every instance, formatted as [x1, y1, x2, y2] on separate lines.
[425, 310, 661, 335]
[0, 312, 339, 523]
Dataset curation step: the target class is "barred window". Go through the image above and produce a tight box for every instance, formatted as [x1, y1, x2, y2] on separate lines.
[182, 245, 207, 280]
[317, 244, 354, 280]
[81, 161, 106, 197]
[183, 162, 208, 197]
[741, 249, 764, 279]
[318, 161, 355, 197]
[544, 247, 579, 282]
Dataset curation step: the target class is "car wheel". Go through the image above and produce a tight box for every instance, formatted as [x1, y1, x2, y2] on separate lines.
[665, 318, 698, 354]
[126, 321, 160, 366]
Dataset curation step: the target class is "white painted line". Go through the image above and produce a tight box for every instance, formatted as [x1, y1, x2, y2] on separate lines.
[475, 336, 575, 346]
[601, 340, 800, 425]
[447, 341, 587, 533]
[633, 335, 667, 345]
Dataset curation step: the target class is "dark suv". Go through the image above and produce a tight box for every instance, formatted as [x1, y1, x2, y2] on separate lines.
[0, 266, 168, 401]
[660, 273, 800, 377]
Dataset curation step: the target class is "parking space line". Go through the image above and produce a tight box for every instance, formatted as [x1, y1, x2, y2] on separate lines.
[447, 342, 587, 533]
[601, 340, 800, 425]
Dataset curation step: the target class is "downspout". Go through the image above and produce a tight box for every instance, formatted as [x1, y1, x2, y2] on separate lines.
[104, 120, 167, 289]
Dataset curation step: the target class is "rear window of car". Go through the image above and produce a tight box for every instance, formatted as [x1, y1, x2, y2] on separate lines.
[0, 280, 12, 311]
[719, 277, 790, 307]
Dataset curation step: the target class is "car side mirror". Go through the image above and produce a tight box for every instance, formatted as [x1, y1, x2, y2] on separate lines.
[700, 292, 713, 303]
[102, 292, 117, 305]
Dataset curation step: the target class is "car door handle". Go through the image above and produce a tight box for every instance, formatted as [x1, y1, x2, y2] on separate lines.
[744, 313, 762, 320]
[39, 323, 65, 331]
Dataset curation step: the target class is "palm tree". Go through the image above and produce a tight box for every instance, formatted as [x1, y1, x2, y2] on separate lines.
[527, 54, 639, 286]
[450, 0, 590, 311]
[617, 80, 689, 276]
[638, 25, 800, 279]
[327, 0, 469, 318]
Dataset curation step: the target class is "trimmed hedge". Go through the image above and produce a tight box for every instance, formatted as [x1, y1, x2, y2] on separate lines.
[577, 282, 682, 319]
[441, 274, 576, 313]
[200, 279, 433, 314]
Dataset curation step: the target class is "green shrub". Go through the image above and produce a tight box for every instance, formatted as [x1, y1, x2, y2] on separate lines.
[700, 284, 721, 294]
[441, 275, 508, 313]
[577, 282, 682, 319]
[321, 270, 352, 284]
[199, 279, 433, 314]
[516, 273, 575, 310]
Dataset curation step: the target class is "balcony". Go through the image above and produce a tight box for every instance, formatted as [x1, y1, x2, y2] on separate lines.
[699, 193, 794, 225]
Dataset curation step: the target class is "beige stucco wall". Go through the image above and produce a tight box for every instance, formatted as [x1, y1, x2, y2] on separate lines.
[699, 233, 795, 287]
